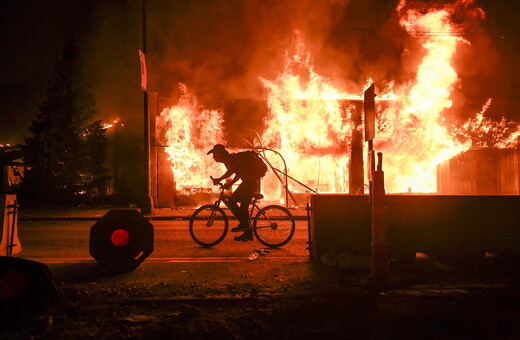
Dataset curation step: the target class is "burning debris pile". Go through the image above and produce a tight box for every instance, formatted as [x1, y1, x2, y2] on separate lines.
[157, 0, 519, 200]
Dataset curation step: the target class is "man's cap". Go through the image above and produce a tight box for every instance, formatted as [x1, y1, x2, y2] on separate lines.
[207, 144, 227, 155]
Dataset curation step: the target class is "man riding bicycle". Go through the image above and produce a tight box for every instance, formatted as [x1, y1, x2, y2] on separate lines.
[207, 144, 267, 242]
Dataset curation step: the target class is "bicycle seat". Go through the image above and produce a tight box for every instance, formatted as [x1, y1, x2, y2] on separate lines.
[253, 193, 264, 200]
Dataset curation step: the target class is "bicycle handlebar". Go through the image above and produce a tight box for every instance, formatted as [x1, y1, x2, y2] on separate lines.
[210, 176, 225, 189]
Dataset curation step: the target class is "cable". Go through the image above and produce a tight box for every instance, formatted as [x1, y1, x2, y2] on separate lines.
[145, 3, 488, 37]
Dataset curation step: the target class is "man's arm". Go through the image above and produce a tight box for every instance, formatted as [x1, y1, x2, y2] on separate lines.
[212, 168, 234, 184]
[225, 175, 240, 188]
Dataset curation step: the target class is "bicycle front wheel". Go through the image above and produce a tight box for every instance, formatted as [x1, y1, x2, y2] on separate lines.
[253, 205, 295, 248]
[189, 205, 228, 247]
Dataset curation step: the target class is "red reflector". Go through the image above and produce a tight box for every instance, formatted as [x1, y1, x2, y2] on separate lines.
[111, 229, 129, 246]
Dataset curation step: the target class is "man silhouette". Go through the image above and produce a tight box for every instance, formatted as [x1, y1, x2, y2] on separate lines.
[207, 144, 265, 241]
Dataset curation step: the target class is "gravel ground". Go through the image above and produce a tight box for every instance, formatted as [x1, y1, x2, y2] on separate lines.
[2, 255, 520, 339]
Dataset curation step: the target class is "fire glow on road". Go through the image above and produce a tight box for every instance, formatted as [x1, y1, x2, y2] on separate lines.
[26, 257, 309, 264]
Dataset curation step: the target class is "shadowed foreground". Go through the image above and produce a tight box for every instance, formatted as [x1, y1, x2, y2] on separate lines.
[1, 255, 520, 339]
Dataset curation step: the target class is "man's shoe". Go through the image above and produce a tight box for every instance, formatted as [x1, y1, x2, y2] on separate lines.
[234, 230, 253, 242]
[231, 223, 248, 232]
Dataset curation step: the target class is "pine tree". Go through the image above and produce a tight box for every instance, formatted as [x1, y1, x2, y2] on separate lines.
[21, 39, 108, 205]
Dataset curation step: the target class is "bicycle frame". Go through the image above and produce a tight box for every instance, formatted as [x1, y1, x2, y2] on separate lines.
[211, 185, 262, 225]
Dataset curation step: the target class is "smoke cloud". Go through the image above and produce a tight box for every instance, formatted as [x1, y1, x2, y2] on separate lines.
[133, 0, 517, 123]
[2, 0, 518, 144]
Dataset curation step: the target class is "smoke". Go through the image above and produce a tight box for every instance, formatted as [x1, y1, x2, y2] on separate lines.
[1, 0, 518, 146]
[79, 0, 519, 130]
[146, 0, 416, 104]
[146, 0, 356, 106]
[81, 1, 143, 131]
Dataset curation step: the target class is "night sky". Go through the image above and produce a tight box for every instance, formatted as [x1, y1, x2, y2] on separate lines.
[1, 0, 519, 145]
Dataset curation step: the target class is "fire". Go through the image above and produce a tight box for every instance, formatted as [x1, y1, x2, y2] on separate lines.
[160, 0, 519, 201]
[454, 99, 520, 149]
[371, 0, 517, 192]
[375, 0, 473, 193]
[159, 84, 224, 190]
[260, 33, 356, 197]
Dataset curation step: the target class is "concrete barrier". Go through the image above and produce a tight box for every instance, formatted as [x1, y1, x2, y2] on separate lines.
[309, 194, 520, 262]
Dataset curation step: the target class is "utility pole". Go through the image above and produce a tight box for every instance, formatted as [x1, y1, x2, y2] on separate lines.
[141, 0, 153, 214]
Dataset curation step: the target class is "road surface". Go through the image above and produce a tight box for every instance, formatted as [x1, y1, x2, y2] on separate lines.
[17, 220, 311, 263]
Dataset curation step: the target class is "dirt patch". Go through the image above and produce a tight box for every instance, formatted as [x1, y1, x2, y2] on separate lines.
[3, 259, 520, 339]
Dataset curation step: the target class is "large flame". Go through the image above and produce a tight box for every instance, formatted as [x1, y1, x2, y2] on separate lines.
[259, 33, 356, 198]
[159, 84, 225, 191]
[161, 0, 519, 201]
[375, 0, 473, 193]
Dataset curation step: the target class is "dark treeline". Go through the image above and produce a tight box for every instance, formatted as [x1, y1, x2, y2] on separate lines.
[19, 39, 110, 206]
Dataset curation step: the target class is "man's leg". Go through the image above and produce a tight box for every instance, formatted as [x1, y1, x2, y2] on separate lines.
[229, 181, 254, 229]
[228, 195, 248, 233]
[232, 180, 256, 241]
[226, 197, 241, 224]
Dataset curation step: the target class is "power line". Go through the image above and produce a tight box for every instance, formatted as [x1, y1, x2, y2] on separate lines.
[145, 3, 489, 37]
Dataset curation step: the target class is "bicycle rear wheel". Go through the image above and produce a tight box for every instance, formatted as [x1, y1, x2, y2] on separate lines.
[189, 205, 228, 247]
[253, 205, 295, 248]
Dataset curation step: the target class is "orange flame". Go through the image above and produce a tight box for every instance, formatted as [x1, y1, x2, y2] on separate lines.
[159, 84, 225, 190]
[373, 0, 519, 192]
[259, 33, 356, 198]
[454, 99, 520, 149]
[374, 0, 473, 193]
[161, 0, 519, 201]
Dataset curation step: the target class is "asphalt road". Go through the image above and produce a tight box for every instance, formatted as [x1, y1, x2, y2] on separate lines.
[17, 220, 311, 262]
[8, 216, 520, 339]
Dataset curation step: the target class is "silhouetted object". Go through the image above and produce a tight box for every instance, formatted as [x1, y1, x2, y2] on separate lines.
[348, 100, 364, 194]
[89, 210, 154, 272]
[208, 144, 267, 242]
[0, 194, 21, 256]
[309, 194, 520, 263]
[370, 152, 388, 283]
[1, 146, 24, 194]
[0, 257, 61, 329]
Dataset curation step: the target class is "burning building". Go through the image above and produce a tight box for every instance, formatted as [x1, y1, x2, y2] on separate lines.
[146, 0, 519, 208]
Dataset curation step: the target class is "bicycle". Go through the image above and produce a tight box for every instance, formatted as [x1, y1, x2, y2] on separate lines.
[189, 179, 296, 248]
